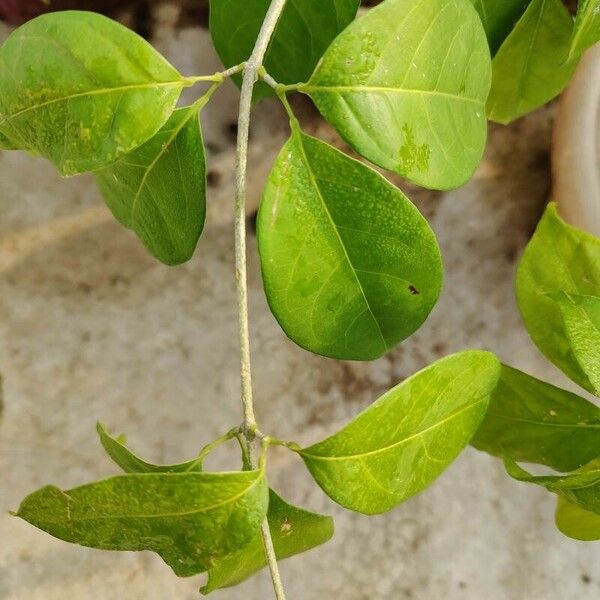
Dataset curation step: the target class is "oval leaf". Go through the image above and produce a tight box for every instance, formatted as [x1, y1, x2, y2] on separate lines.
[472, 365, 600, 472]
[15, 470, 268, 577]
[201, 490, 334, 593]
[300, 0, 491, 190]
[209, 0, 360, 102]
[555, 495, 600, 541]
[95, 105, 206, 266]
[97, 422, 203, 473]
[486, 0, 578, 124]
[570, 0, 600, 59]
[468, 0, 530, 55]
[0, 11, 186, 175]
[257, 130, 442, 361]
[297, 351, 500, 514]
[517, 203, 600, 396]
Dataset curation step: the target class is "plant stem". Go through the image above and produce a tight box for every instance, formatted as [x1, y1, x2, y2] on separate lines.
[233, 0, 288, 598]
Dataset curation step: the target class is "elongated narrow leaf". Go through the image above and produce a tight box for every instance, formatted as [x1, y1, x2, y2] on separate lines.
[487, 0, 578, 124]
[97, 423, 203, 473]
[0, 11, 186, 175]
[95, 105, 206, 265]
[468, 0, 530, 54]
[570, 0, 600, 59]
[209, 0, 359, 102]
[300, 0, 491, 190]
[258, 130, 442, 361]
[505, 457, 600, 516]
[201, 490, 333, 593]
[517, 203, 600, 396]
[297, 351, 500, 514]
[15, 470, 268, 577]
[552, 293, 600, 395]
[555, 495, 600, 541]
[472, 365, 600, 472]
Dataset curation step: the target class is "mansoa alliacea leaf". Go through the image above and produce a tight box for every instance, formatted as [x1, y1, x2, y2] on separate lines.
[95, 104, 207, 266]
[486, 0, 578, 124]
[555, 495, 600, 541]
[299, 0, 491, 190]
[257, 129, 442, 361]
[471, 365, 600, 472]
[569, 0, 600, 60]
[201, 490, 334, 593]
[97, 422, 203, 473]
[517, 203, 600, 396]
[15, 469, 269, 577]
[0, 11, 187, 175]
[296, 351, 500, 514]
[209, 0, 360, 102]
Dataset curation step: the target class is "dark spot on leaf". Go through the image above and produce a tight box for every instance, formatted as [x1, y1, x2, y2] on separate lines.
[409, 285, 420, 295]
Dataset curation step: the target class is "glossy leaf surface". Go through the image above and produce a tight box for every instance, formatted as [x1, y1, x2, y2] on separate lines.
[517, 203, 600, 395]
[301, 0, 491, 190]
[298, 351, 500, 514]
[97, 423, 203, 473]
[487, 0, 577, 124]
[96, 105, 206, 266]
[16, 470, 268, 577]
[555, 495, 600, 541]
[570, 0, 600, 59]
[209, 0, 360, 101]
[202, 490, 334, 593]
[468, 0, 530, 54]
[0, 11, 185, 175]
[258, 130, 442, 361]
[472, 365, 600, 472]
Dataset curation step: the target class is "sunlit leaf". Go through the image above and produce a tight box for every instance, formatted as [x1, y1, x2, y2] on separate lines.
[297, 351, 500, 514]
[299, 0, 491, 190]
[555, 495, 600, 541]
[505, 457, 600, 515]
[468, 0, 530, 54]
[201, 490, 333, 593]
[97, 422, 203, 473]
[95, 105, 206, 266]
[15, 469, 268, 577]
[472, 365, 600, 472]
[209, 0, 360, 101]
[258, 129, 442, 361]
[0, 11, 186, 175]
[487, 0, 578, 124]
[570, 0, 600, 59]
[517, 203, 600, 396]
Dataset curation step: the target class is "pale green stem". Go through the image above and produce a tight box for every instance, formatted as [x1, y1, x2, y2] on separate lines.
[233, 0, 289, 599]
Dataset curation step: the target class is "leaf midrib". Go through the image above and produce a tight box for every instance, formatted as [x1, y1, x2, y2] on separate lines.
[300, 397, 487, 462]
[486, 412, 600, 430]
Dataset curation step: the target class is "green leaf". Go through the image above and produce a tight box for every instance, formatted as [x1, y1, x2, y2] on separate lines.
[300, 0, 491, 190]
[505, 457, 600, 516]
[0, 11, 186, 175]
[468, 0, 530, 54]
[201, 490, 334, 593]
[15, 469, 268, 577]
[257, 129, 442, 361]
[297, 351, 500, 514]
[97, 423, 203, 473]
[472, 365, 600, 472]
[209, 0, 360, 102]
[570, 0, 600, 59]
[555, 495, 600, 541]
[95, 105, 206, 266]
[516, 203, 600, 395]
[552, 293, 600, 395]
[486, 0, 578, 124]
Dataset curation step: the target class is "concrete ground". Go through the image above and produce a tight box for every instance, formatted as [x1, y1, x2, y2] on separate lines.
[0, 6, 599, 599]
